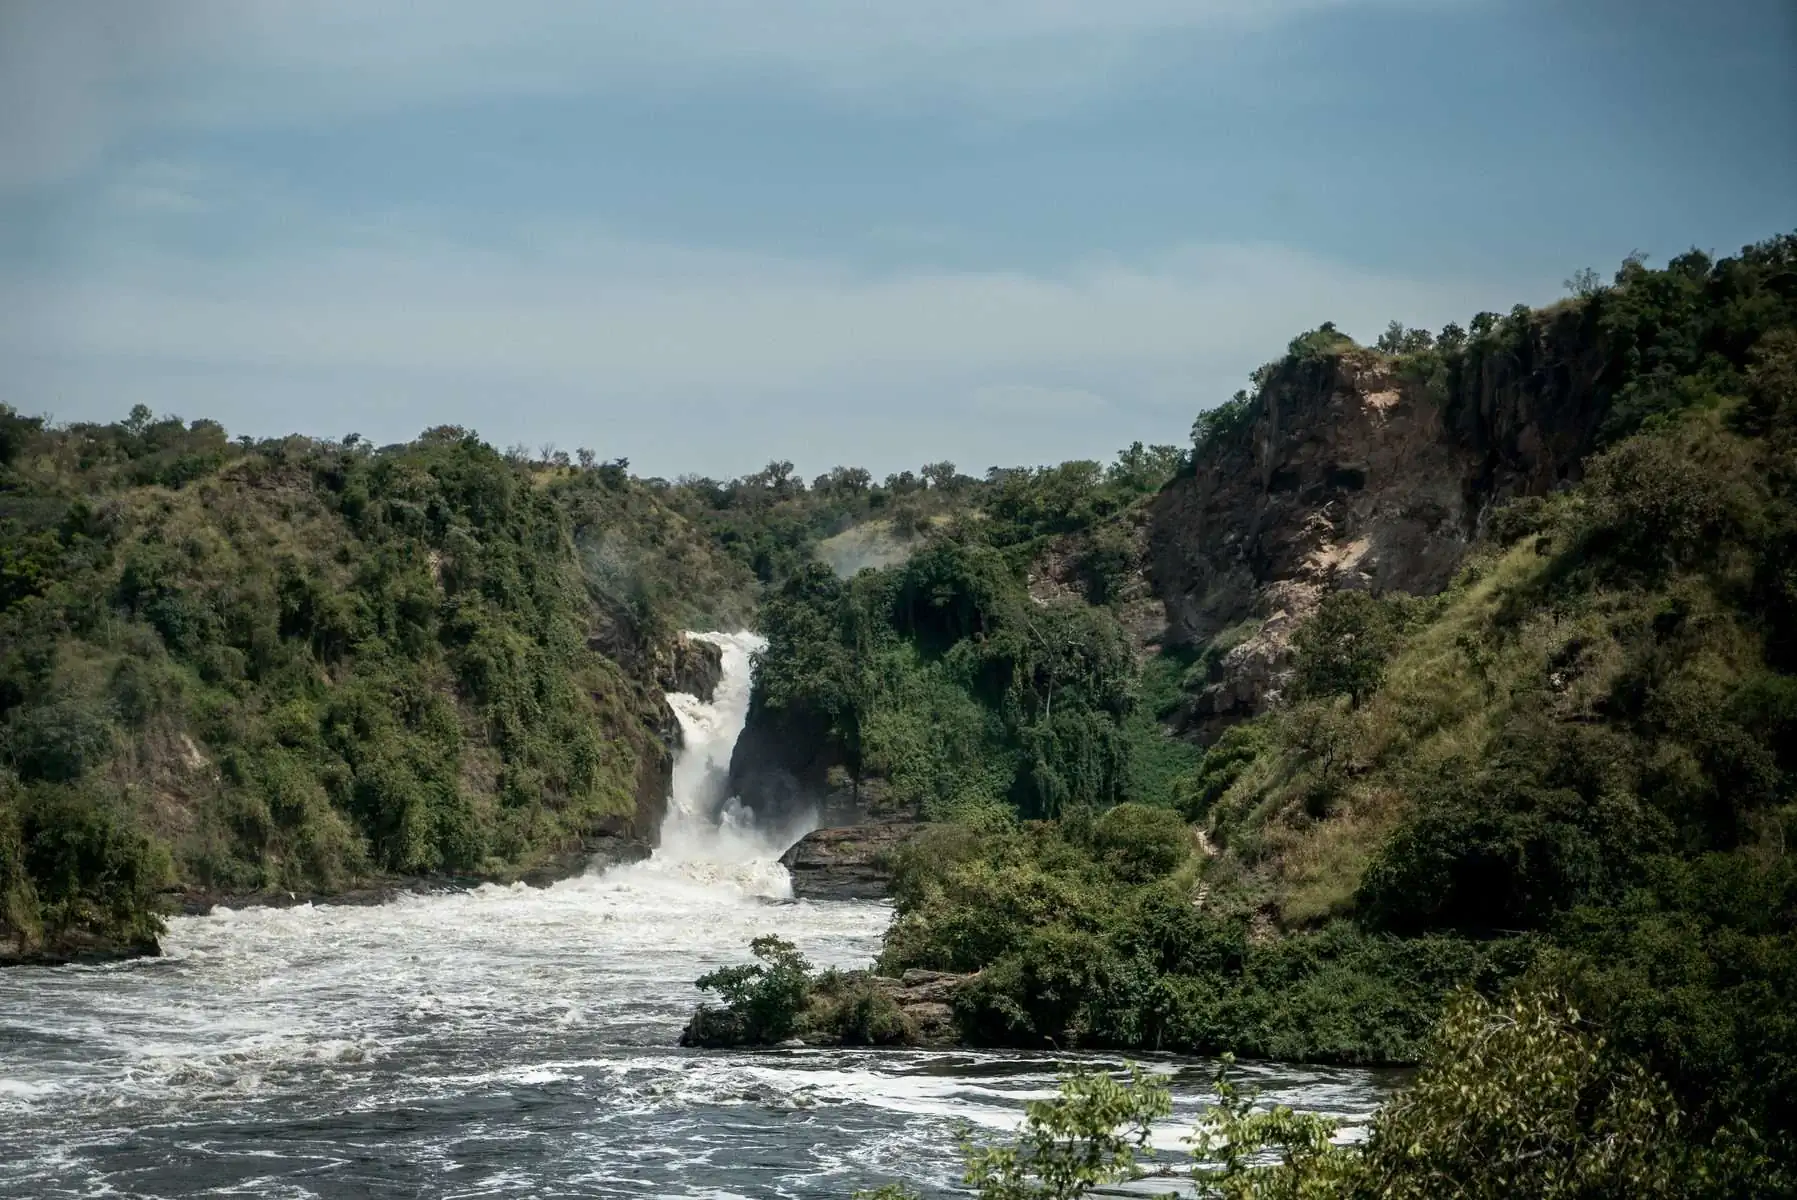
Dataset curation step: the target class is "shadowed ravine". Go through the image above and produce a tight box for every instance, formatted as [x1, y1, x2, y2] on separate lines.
[0, 633, 1391, 1199]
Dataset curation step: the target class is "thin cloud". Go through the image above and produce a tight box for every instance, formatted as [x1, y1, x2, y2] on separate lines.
[8, 233, 1499, 387]
[3, 227, 1529, 475]
[0, 0, 1474, 191]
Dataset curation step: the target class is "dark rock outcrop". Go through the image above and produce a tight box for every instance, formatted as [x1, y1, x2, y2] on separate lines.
[780, 823, 926, 900]
[1149, 325, 1616, 739]
[867, 969, 964, 1046]
[658, 634, 724, 702]
[1, 927, 161, 967]
[730, 726, 919, 834]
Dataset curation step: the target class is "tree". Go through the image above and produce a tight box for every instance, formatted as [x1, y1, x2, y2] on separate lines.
[922, 461, 960, 490]
[691, 935, 813, 1044]
[1193, 392, 1255, 453]
[1564, 266, 1604, 298]
[1376, 321, 1435, 356]
[1290, 591, 1407, 706]
[961, 1069, 1172, 1200]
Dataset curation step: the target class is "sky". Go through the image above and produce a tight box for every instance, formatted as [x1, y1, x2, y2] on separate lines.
[2, 1, 1793, 480]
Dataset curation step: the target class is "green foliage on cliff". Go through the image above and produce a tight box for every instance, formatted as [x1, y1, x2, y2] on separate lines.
[825, 236, 1797, 1188]
[0, 414, 748, 958]
[1171, 235, 1797, 1165]
[752, 543, 1141, 820]
[740, 437, 1191, 820]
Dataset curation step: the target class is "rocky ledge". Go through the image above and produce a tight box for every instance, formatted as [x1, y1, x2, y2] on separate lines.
[171, 832, 652, 918]
[858, 968, 963, 1046]
[658, 633, 724, 701]
[1, 927, 162, 968]
[779, 822, 926, 900]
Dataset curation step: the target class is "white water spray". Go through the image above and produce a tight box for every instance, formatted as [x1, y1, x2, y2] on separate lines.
[615, 630, 812, 898]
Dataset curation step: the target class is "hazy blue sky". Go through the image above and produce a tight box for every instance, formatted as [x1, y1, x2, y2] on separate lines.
[3, 1, 1793, 479]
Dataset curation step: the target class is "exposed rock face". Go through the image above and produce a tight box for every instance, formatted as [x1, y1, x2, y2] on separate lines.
[779, 823, 926, 900]
[729, 724, 918, 834]
[1151, 328, 1613, 738]
[658, 634, 724, 702]
[1, 927, 161, 967]
[865, 970, 965, 1046]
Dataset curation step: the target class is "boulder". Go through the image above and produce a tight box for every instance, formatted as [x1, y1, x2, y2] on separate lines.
[660, 634, 723, 701]
[779, 823, 926, 900]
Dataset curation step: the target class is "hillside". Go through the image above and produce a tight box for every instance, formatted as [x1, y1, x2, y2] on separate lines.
[740, 234, 1797, 1174]
[0, 417, 757, 962]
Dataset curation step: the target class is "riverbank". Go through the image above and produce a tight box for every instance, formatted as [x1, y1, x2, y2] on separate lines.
[3, 831, 657, 967]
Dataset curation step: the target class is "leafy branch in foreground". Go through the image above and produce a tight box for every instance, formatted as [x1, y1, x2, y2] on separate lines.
[961, 1068, 1172, 1200]
[853, 983, 1786, 1199]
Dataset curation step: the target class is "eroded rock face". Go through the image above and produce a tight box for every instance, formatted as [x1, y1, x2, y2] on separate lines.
[779, 823, 926, 900]
[659, 634, 724, 702]
[867, 970, 965, 1046]
[1150, 333, 1612, 738]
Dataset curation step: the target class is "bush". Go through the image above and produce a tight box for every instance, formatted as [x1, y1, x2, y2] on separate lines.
[690, 935, 813, 1045]
[3, 699, 115, 783]
[13, 784, 165, 945]
[1078, 803, 1190, 882]
[1289, 591, 1414, 706]
[812, 973, 915, 1046]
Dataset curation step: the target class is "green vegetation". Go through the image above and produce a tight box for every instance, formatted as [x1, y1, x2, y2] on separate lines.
[747, 233, 1797, 1186]
[877, 814, 1527, 1064]
[680, 934, 916, 1048]
[0, 413, 754, 959]
[743, 442, 1192, 820]
[10, 229, 1795, 1188]
[856, 982, 1783, 1199]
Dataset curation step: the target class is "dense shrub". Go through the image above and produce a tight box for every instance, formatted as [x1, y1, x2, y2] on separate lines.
[690, 935, 813, 1045]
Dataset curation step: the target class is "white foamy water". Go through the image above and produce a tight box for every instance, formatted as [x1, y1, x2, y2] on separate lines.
[0, 631, 1393, 1198]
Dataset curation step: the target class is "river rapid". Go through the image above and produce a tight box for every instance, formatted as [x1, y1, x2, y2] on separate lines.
[0, 633, 1392, 1198]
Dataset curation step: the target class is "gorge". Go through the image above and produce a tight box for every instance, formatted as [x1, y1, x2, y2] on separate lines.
[0, 631, 1390, 1198]
[2, 234, 1794, 1193]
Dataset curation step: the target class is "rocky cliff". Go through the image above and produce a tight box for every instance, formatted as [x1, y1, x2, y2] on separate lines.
[779, 822, 926, 900]
[1150, 313, 1616, 737]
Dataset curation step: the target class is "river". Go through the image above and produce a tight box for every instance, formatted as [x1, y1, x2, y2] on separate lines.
[0, 633, 1392, 1198]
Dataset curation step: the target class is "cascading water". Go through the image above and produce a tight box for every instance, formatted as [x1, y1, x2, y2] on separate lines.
[0, 630, 1391, 1199]
[632, 630, 811, 895]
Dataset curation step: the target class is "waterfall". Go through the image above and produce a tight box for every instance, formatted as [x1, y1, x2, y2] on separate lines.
[629, 630, 812, 895]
